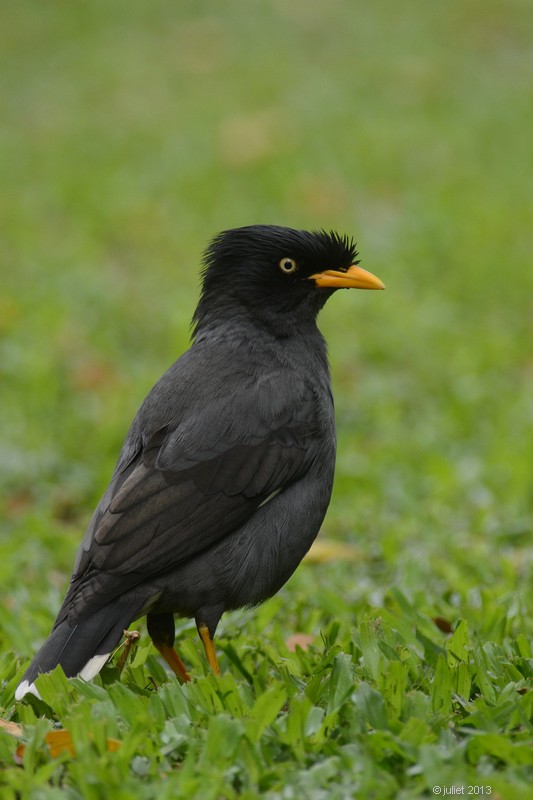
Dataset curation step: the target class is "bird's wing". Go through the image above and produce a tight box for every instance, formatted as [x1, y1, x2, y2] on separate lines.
[73, 375, 323, 580]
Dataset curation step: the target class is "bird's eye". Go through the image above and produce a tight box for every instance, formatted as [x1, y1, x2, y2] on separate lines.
[279, 257, 298, 274]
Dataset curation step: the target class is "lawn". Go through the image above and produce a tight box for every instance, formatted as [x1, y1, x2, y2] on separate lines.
[1, 1, 532, 797]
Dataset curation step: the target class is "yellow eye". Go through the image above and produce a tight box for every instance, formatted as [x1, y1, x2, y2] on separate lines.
[279, 257, 298, 274]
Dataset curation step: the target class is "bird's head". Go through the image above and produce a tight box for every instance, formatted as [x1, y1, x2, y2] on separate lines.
[193, 225, 385, 337]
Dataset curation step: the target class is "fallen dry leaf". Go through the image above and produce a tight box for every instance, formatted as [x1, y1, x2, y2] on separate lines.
[285, 633, 315, 652]
[433, 616, 454, 634]
[116, 629, 141, 674]
[0, 719, 23, 737]
[4, 721, 121, 762]
[305, 538, 362, 564]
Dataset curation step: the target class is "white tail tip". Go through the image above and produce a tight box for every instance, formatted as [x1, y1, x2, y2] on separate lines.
[15, 680, 42, 701]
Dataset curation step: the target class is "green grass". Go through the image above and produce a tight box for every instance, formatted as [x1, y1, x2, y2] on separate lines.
[1, 0, 532, 797]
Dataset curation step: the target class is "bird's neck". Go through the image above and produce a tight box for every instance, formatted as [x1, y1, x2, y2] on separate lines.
[192, 294, 324, 343]
[192, 298, 329, 374]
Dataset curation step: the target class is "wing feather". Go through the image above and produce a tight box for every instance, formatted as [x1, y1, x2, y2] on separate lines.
[67, 373, 323, 614]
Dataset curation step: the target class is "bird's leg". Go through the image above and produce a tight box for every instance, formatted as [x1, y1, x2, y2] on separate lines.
[196, 622, 221, 676]
[146, 612, 191, 683]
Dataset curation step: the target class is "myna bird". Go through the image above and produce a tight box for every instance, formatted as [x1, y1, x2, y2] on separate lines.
[16, 225, 384, 700]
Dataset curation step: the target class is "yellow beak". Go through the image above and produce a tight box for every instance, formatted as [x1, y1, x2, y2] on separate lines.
[310, 264, 385, 290]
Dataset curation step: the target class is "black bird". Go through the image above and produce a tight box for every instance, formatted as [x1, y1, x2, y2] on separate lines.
[16, 225, 384, 700]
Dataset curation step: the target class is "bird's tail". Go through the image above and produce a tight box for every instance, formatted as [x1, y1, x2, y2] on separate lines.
[15, 598, 141, 701]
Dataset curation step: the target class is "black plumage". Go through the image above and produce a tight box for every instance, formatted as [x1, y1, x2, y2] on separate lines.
[16, 225, 384, 699]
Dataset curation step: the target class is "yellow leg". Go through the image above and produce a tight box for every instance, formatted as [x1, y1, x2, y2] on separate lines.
[198, 624, 221, 676]
[153, 642, 191, 683]
[147, 612, 191, 683]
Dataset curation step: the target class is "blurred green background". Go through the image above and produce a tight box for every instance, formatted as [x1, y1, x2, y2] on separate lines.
[1, 0, 532, 678]
[1, 1, 533, 794]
